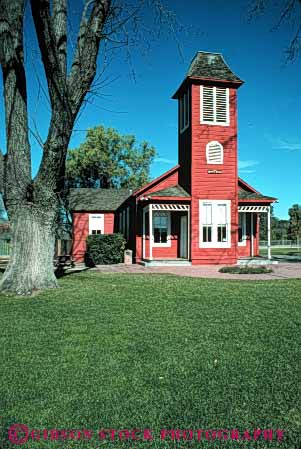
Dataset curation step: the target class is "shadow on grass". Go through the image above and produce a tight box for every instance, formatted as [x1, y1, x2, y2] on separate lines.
[54, 265, 89, 279]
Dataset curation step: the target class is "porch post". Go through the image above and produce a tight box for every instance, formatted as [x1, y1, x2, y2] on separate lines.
[187, 207, 190, 261]
[142, 207, 146, 260]
[251, 213, 254, 257]
[149, 204, 153, 260]
[267, 206, 271, 260]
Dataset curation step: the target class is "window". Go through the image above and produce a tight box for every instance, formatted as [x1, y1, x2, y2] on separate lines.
[179, 89, 189, 132]
[206, 141, 223, 164]
[153, 212, 171, 247]
[238, 212, 247, 246]
[89, 213, 104, 235]
[201, 86, 229, 126]
[199, 200, 231, 248]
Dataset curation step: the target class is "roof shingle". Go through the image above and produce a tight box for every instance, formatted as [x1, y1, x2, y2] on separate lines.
[187, 51, 243, 83]
[238, 191, 276, 201]
[69, 188, 131, 211]
[147, 185, 190, 198]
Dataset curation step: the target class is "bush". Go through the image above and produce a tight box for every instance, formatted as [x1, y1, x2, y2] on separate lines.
[219, 266, 273, 274]
[85, 233, 126, 266]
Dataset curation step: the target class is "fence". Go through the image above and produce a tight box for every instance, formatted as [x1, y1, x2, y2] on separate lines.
[0, 239, 73, 257]
[260, 240, 301, 248]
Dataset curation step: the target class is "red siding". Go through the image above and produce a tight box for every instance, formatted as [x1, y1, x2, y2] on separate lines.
[137, 170, 179, 198]
[189, 84, 239, 264]
[72, 212, 115, 262]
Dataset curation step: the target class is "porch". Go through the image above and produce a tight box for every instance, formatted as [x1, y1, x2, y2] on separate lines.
[238, 204, 272, 260]
[142, 203, 191, 263]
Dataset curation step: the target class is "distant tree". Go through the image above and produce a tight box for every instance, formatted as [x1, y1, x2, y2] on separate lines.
[259, 206, 274, 240]
[273, 219, 289, 241]
[66, 126, 157, 190]
[288, 204, 301, 240]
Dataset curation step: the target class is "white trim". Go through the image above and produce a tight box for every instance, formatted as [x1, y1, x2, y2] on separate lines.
[200, 86, 230, 126]
[238, 212, 247, 246]
[152, 204, 189, 211]
[238, 205, 269, 213]
[89, 213, 104, 235]
[267, 206, 271, 260]
[152, 211, 171, 247]
[142, 208, 146, 260]
[206, 141, 224, 164]
[149, 204, 153, 259]
[199, 200, 231, 248]
[187, 208, 190, 261]
[251, 213, 254, 257]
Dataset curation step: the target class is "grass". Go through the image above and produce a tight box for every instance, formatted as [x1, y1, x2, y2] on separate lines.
[260, 247, 301, 257]
[219, 266, 273, 274]
[0, 272, 300, 449]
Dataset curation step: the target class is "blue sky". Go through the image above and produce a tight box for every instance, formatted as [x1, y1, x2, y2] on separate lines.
[0, 0, 300, 219]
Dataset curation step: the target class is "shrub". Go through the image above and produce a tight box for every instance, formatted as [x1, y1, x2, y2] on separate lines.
[219, 266, 273, 274]
[85, 233, 126, 266]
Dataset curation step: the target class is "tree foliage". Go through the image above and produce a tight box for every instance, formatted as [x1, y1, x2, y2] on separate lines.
[288, 203, 301, 240]
[66, 125, 156, 190]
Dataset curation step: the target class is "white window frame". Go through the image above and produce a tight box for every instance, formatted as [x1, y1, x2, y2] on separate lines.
[199, 200, 231, 248]
[238, 212, 247, 246]
[200, 86, 230, 126]
[180, 89, 190, 133]
[206, 141, 224, 164]
[89, 213, 104, 235]
[152, 211, 171, 247]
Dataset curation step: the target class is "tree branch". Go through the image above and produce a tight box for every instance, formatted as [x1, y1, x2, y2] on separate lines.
[53, 0, 67, 75]
[0, 0, 31, 210]
[68, 0, 112, 115]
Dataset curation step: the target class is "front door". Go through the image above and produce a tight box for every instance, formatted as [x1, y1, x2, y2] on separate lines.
[180, 215, 188, 259]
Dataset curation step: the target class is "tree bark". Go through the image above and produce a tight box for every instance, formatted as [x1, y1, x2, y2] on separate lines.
[1, 203, 58, 294]
[0, 0, 112, 294]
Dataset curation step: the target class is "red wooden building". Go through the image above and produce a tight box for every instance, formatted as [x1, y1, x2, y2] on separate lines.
[71, 51, 276, 265]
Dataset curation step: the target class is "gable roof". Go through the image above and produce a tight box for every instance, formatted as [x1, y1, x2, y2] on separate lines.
[133, 165, 180, 197]
[147, 185, 190, 199]
[238, 191, 276, 201]
[238, 177, 259, 194]
[69, 188, 131, 211]
[238, 178, 277, 202]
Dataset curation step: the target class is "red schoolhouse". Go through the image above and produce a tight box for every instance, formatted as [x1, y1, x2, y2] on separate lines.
[71, 51, 276, 265]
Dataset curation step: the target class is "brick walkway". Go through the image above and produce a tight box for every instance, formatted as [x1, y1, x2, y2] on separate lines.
[91, 262, 301, 280]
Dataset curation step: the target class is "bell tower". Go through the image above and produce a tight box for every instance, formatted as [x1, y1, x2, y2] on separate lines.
[172, 52, 244, 264]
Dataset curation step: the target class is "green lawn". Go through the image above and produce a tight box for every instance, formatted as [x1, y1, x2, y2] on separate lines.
[260, 247, 301, 257]
[0, 272, 300, 449]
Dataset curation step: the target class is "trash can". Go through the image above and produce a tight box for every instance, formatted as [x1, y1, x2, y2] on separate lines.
[124, 249, 133, 265]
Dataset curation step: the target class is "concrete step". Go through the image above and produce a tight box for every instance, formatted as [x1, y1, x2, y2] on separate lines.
[141, 259, 192, 267]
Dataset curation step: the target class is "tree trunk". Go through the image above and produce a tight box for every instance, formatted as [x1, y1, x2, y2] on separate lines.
[0, 204, 58, 294]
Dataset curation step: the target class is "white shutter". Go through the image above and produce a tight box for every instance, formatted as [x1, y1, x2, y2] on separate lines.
[216, 87, 228, 124]
[202, 86, 214, 122]
[201, 86, 229, 125]
[206, 141, 223, 164]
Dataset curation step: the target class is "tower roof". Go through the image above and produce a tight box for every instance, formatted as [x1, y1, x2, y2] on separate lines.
[187, 51, 243, 82]
[172, 51, 243, 98]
